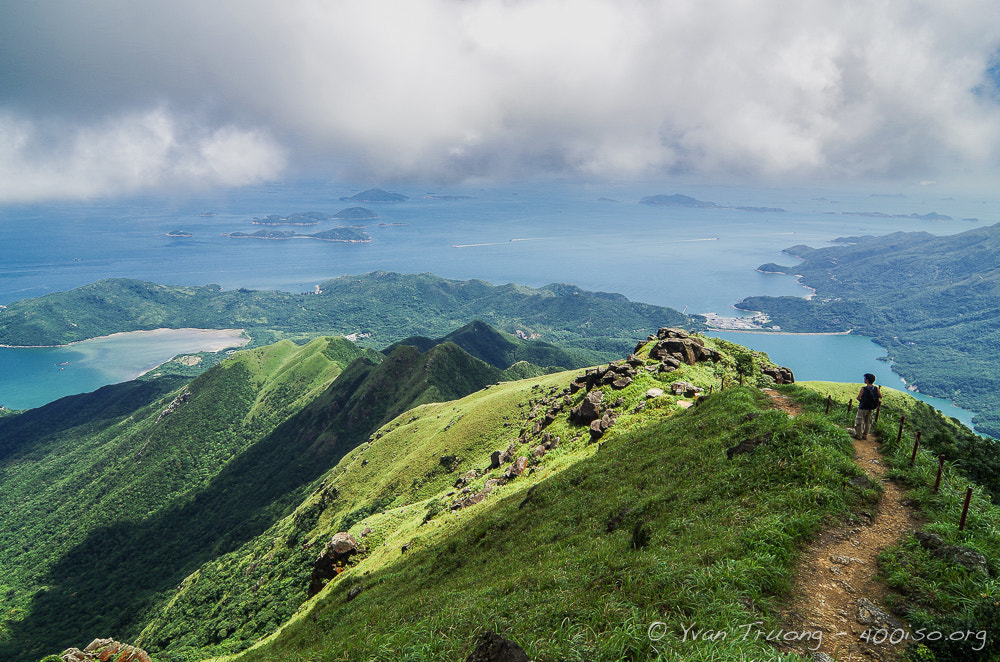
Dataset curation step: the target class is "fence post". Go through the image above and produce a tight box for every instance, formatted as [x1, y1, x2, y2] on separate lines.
[933, 455, 945, 493]
[874, 402, 882, 425]
[896, 415, 906, 445]
[847, 399, 853, 415]
[909, 430, 921, 467]
[825, 395, 831, 415]
[960, 486, 974, 531]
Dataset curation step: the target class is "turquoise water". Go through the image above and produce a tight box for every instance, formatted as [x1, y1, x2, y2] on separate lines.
[1, 180, 996, 423]
[0, 329, 246, 410]
[708, 331, 980, 431]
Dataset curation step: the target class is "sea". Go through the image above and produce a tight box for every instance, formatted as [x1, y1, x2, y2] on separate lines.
[1, 178, 996, 429]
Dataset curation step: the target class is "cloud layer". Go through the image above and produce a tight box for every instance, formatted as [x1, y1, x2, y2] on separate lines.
[2, 0, 1000, 200]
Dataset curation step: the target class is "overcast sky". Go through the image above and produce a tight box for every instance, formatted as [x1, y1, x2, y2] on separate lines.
[2, 0, 1000, 202]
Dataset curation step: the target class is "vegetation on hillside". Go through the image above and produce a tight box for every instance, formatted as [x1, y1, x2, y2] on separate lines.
[734, 222, 1000, 436]
[7, 327, 1000, 662]
[0, 330, 569, 662]
[0, 273, 695, 362]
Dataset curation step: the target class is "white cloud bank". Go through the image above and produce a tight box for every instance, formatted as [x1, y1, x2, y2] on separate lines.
[2, 0, 1000, 201]
[0, 109, 285, 202]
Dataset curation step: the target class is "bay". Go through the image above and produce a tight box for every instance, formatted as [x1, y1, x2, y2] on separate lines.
[0, 329, 248, 410]
[1, 179, 996, 419]
[707, 330, 980, 431]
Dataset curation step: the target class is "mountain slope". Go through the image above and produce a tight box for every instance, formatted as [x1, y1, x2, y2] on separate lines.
[0, 333, 562, 661]
[0, 338, 366, 660]
[388, 319, 597, 370]
[138, 339, 875, 661]
[0, 272, 694, 358]
[735, 222, 1000, 435]
[152, 359, 1000, 662]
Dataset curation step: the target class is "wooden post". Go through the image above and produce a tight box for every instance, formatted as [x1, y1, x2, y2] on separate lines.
[909, 430, 921, 466]
[874, 401, 882, 425]
[960, 486, 974, 531]
[847, 399, 853, 415]
[896, 415, 906, 445]
[825, 395, 832, 415]
[933, 455, 945, 494]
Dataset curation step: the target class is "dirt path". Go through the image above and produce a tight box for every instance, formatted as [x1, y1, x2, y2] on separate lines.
[763, 390, 921, 661]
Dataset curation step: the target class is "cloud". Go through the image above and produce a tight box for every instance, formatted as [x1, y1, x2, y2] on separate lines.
[2, 0, 1000, 199]
[0, 109, 286, 202]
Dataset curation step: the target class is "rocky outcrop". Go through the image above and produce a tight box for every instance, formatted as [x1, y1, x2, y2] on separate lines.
[308, 532, 361, 596]
[569, 389, 604, 424]
[915, 531, 990, 576]
[643, 327, 719, 366]
[156, 388, 190, 422]
[61, 639, 151, 662]
[762, 364, 795, 384]
[465, 630, 530, 662]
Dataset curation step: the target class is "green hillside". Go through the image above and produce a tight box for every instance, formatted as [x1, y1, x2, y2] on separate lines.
[0, 272, 694, 360]
[125, 335, 1000, 662]
[735, 222, 1000, 436]
[8, 329, 1000, 662]
[0, 328, 569, 661]
[0, 338, 365, 660]
[387, 319, 600, 370]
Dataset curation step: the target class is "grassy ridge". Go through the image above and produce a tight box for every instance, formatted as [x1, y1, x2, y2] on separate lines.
[208, 386, 871, 661]
[0, 331, 565, 661]
[127, 337, 872, 661]
[13, 331, 1000, 661]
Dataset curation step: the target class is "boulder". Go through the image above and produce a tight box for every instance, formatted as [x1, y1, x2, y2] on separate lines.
[651, 338, 701, 365]
[60, 639, 152, 662]
[570, 389, 603, 424]
[503, 456, 528, 481]
[466, 630, 530, 662]
[308, 532, 360, 596]
[915, 531, 990, 576]
[762, 364, 795, 384]
[611, 376, 633, 390]
[656, 327, 690, 340]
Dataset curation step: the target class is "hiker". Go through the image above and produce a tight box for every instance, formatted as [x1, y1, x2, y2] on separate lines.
[852, 373, 881, 439]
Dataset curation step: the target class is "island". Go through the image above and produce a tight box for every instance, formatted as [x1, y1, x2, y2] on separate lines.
[221, 227, 371, 242]
[166, 229, 193, 237]
[824, 210, 954, 221]
[331, 206, 379, 220]
[339, 187, 408, 202]
[639, 194, 786, 213]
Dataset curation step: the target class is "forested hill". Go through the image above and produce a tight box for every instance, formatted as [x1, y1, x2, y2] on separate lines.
[737, 221, 1000, 435]
[0, 272, 694, 359]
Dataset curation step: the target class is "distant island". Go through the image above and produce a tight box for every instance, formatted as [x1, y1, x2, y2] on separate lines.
[339, 187, 408, 202]
[222, 227, 371, 242]
[824, 210, 954, 221]
[639, 194, 786, 213]
[423, 194, 473, 201]
[166, 230, 193, 238]
[251, 208, 379, 225]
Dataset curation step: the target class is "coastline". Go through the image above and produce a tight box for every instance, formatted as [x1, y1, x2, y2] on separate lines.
[0, 327, 249, 349]
[705, 328, 853, 336]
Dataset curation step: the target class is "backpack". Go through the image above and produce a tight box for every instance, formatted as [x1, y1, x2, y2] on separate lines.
[859, 384, 880, 409]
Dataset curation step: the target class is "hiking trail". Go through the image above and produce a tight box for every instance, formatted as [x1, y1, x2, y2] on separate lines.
[763, 389, 921, 661]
